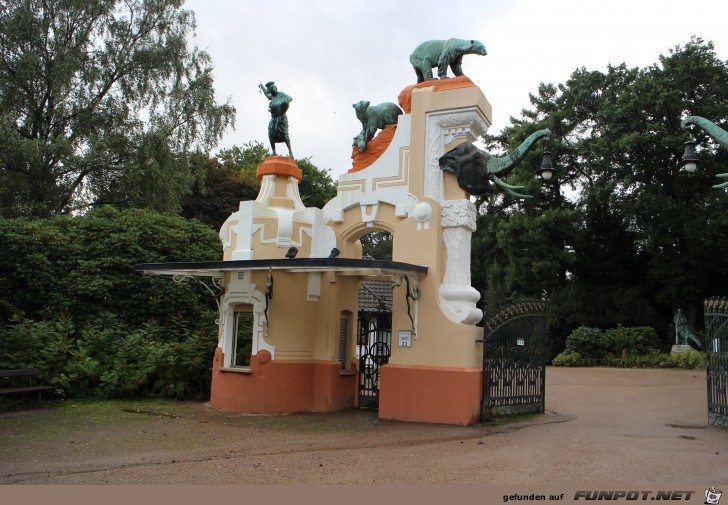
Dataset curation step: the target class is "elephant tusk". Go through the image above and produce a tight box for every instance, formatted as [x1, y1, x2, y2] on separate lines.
[491, 174, 526, 191]
[503, 187, 533, 199]
[713, 173, 728, 189]
[491, 175, 532, 198]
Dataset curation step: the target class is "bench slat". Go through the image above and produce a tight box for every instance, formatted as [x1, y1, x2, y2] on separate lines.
[0, 385, 54, 394]
[0, 369, 40, 377]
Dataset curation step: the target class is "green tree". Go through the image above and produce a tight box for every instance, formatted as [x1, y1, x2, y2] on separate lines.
[0, 0, 235, 217]
[180, 152, 259, 230]
[475, 37, 728, 351]
[360, 231, 393, 260]
[0, 208, 221, 398]
[181, 143, 338, 229]
[0, 207, 220, 325]
[297, 157, 337, 209]
[217, 141, 269, 184]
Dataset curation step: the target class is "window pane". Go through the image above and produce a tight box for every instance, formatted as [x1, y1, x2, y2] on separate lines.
[234, 312, 254, 367]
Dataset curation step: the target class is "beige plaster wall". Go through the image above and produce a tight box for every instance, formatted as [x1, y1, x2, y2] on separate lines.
[312, 272, 360, 364]
[387, 199, 483, 369]
[408, 85, 492, 198]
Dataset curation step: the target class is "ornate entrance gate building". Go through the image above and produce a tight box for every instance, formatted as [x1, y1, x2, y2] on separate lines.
[135, 52, 551, 425]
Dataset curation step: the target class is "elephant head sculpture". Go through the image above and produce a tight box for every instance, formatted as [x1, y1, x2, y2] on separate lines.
[439, 129, 552, 198]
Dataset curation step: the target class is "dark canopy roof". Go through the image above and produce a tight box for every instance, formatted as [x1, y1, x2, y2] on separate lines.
[134, 257, 427, 279]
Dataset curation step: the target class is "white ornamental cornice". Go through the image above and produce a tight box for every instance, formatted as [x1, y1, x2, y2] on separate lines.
[425, 107, 490, 201]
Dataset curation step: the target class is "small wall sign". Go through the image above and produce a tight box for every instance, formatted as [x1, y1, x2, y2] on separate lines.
[517, 338, 525, 346]
[398, 330, 412, 348]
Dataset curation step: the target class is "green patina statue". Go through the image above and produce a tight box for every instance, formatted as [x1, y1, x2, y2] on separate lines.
[409, 38, 487, 83]
[439, 129, 551, 198]
[681, 116, 728, 189]
[674, 308, 703, 349]
[259, 81, 293, 157]
[352, 100, 403, 152]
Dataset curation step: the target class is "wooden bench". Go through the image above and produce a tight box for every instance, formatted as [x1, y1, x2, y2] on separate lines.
[0, 369, 54, 402]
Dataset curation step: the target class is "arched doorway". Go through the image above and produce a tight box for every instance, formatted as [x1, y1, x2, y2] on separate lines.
[357, 229, 394, 409]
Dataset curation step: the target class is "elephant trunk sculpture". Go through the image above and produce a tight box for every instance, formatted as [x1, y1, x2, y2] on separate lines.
[681, 116, 728, 189]
[439, 129, 552, 198]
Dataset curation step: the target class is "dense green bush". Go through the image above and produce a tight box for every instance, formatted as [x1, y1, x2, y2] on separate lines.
[563, 326, 607, 359]
[552, 324, 703, 368]
[552, 348, 706, 369]
[667, 350, 706, 369]
[0, 207, 221, 325]
[604, 326, 662, 355]
[559, 325, 665, 364]
[0, 208, 221, 399]
[550, 351, 584, 367]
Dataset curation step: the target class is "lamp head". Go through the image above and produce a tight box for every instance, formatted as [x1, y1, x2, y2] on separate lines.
[537, 150, 555, 181]
[681, 138, 699, 173]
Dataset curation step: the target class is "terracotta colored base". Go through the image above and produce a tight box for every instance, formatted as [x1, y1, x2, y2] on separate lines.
[349, 125, 397, 173]
[255, 155, 302, 181]
[378, 363, 482, 425]
[210, 348, 357, 413]
[398, 75, 475, 114]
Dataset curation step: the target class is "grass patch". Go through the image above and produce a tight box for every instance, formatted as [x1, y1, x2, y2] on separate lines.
[0, 398, 192, 447]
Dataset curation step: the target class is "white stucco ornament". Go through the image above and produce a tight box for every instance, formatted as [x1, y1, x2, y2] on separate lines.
[412, 202, 432, 222]
[440, 200, 476, 231]
[411, 202, 433, 230]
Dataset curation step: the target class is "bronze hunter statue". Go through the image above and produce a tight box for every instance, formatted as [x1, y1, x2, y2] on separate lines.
[259, 81, 293, 157]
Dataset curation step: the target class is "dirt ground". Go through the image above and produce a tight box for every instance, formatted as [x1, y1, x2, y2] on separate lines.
[0, 367, 726, 485]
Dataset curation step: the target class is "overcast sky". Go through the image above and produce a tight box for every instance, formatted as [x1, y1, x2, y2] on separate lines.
[183, 0, 728, 179]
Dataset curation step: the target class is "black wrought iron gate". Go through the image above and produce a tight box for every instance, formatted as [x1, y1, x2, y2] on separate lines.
[705, 297, 728, 428]
[358, 312, 391, 409]
[482, 301, 547, 420]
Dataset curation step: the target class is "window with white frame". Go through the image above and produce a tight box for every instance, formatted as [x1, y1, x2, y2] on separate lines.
[232, 307, 254, 367]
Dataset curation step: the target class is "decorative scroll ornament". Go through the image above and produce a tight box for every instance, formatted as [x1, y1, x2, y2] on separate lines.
[172, 275, 224, 313]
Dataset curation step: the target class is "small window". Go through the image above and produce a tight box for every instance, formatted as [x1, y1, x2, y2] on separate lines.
[233, 310, 254, 367]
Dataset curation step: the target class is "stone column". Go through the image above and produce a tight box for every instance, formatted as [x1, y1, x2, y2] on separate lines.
[439, 199, 482, 325]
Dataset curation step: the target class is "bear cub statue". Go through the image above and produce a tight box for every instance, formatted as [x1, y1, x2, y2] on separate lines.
[352, 100, 403, 153]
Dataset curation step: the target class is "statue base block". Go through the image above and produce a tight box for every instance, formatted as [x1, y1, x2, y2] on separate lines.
[256, 156, 302, 181]
[671, 344, 695, 355]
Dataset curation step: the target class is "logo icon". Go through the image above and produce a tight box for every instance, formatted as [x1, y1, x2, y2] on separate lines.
[706, 487, 722, 505]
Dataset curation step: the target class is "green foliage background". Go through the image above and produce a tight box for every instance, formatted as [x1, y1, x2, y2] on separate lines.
[475, 38, 728, 356]
[0, 208, 220, 398]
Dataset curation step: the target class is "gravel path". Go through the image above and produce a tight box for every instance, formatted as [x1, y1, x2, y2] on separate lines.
[1, 367, 726, 485]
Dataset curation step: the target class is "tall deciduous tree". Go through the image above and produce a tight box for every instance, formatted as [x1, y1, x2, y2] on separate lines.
[297, 157, 337, 209]
[476, 38, 728, 348]
[181, 142, 338, 230]
[0, 0, 235, 217]
[180, 152, 260, 230]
